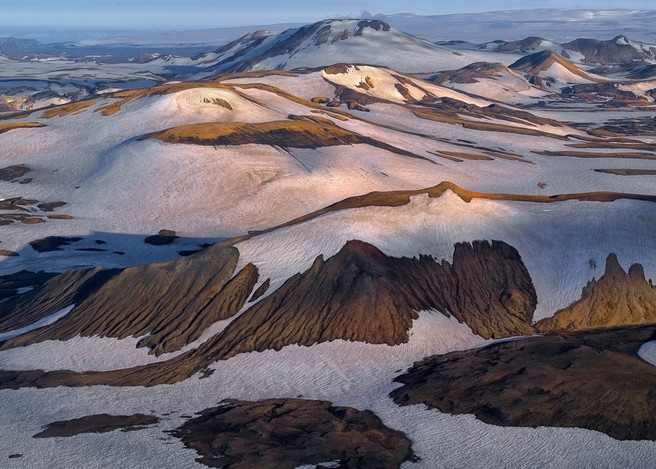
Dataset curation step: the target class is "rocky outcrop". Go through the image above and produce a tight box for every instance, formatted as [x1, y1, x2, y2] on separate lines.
[391, 325, 656, 440]
[537, 254, 656, 333]
[33, 414, 159, 438]
[0, 163, 31, 181]
[201, 239, 536, 362]
[0, 245, 258, 356]
[170, 398, 415, 469]
[0, 239, 536, 389]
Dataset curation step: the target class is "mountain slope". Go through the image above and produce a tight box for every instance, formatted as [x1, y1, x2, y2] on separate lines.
[195, 19, 516, 75]
[563, 35, 656, 65]
[510, 50, 604, 88]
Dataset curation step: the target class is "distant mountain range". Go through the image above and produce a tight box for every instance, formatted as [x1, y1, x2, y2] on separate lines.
[2, 16, 656, 112]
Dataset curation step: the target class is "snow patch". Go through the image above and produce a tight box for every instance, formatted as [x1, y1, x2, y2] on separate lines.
[638, 341, 656, 367]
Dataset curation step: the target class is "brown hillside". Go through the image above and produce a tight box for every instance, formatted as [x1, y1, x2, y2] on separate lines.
[0, 245, 258, 356]
[510, 50, 602, 82]
[141, 115, 430, 160]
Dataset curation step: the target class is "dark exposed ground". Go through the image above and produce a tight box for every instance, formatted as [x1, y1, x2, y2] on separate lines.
[391, 325, 656, 440]
[33, 414, 159, 438]
[171, 398, 416, 469]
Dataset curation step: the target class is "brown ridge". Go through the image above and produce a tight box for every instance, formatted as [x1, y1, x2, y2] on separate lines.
[229, 181, 656, 245]
[412, 107, 567, 138]
[594, 168, 656, 176]
[0, 122, 44, 134]
[41, 100, 96, 119]
[0, 239, 537, 388]
[140, 115, 431, 161]
[534, 150, 656, 160]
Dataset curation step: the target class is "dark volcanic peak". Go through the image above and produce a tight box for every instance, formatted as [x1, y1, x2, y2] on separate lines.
[509, 50, 599, 84]
[563, 35, 656, 65]
[510, 50, 569, 73]
[190, 239, 537, 364]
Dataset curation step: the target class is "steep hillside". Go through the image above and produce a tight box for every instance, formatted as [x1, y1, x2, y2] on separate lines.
[510, 50, 604, 89]
[537, 254, 656, 333]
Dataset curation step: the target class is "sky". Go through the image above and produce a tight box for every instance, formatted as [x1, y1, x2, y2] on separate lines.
[1, 0, 655, 30]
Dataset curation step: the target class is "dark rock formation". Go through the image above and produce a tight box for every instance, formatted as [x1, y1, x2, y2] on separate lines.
[0, 239, 536, 389]
[170, 398, 415, 469]
[0, 268, 114, 332]
[28, 236, 82, 252]
[0, 270, 58, 305]
[248, 278, 270, 302]
[0, 163, 31, 181]
[391, 325, 656, 440]
[510, 50, 596, 82]
[201, 239, 536, 362]
[36, 201, 66, 212]
[144, 229, 179, 246]
[0, 245, 258, 356]
[33, 414, 159, 438]
[537, 254, 656, 333]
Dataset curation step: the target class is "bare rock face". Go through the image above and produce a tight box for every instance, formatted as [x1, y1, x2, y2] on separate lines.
[391, 325, 656, 440]
[170, 398, 415, 469]
[0, 245, 258, 356]
[537, 253, 656, 333]
[202, 239, 536, 362]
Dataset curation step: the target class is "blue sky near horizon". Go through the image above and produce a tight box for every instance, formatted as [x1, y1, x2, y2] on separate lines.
[2, 0, 655, 30]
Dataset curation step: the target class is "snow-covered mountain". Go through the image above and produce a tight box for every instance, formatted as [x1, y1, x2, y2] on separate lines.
[192, 19, 517, 76]
[481, 34, 656, 66]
